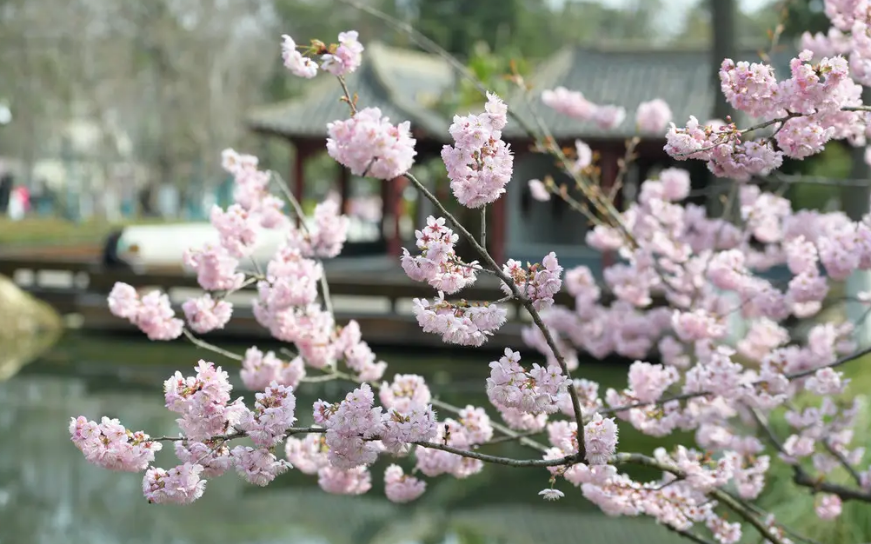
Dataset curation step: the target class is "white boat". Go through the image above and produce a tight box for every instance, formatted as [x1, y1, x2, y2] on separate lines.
[106, 217, 381, 270]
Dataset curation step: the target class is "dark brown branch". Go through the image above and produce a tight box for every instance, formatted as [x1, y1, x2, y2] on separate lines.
[602, 344, 871, 416]
[614, 453, 788, 544]
[150, 426, 575, 468]
[404, 172, 587, 436]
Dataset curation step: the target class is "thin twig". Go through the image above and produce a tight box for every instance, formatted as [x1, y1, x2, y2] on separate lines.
[614, 453, 788, 544]
[269, 171, 335, 316]
[609, 136, 640, 202]
[337, 75, 358, 115]
[823, 440, 864, 487]
[304, 366, 552, 453]
[404, 171, 587, 437]
[482, 430, 544, 446]
[751, 406, 871, 504]
[664, 526, 717, 544]
[480, 206, 487, 248]
[182, 328, 243, 362]
[151, 425, 574, 468]
[602, 343, 871, 415]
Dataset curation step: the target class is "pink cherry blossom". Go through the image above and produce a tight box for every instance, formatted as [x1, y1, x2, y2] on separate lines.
[442, 93, 514, 208]
[108, 283, 184, 341]
[327, 107, 417, 180]
[501, 252, 563, 311]
[182, 243, 245, 292]
[318, 465, 371, 495]
[636, 98, 673, 133]
[294, 199, 349, 258]
[401, 216, 479, 294]
[231, 446, 289, 486]
[572, 140, 593, 171]
[316, 384, 383, 469]
[142, 463, 206, 504]
[584, 413, 618, 465]
[281, 34, 318, 78]
[238, 381, 297, 447]
[78, 25, 871, 540]
[321, 31, 364, 76]
[539, 488, 565, 501]
[69, 416, 162, 472]
[163, 361, 246, 442]
[384, 464, 426, 503]
[210, 204, 259, 258]
[241, 347, 306, 391]
[380, 374, 432, 413]
[542, 87, 626, 129]
[815, 494, 843, 520]
[412, 294, 506, 346]
[528, 179, 551, 201]
[487, 348, 568, 414]
[182, 294, 232, 334]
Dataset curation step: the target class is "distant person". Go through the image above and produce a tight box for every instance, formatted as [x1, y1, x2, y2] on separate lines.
[7, 185, 27, 221]
[101, 229, 133, 270]
[0, 174, 11, 215]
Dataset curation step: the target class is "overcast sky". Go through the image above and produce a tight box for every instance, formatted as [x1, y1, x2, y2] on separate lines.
[549, 0, 776, 36]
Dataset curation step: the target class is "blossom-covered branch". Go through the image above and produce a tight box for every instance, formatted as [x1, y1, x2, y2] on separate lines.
[146, 425, 578, 469]
[67, 11, 871, 544]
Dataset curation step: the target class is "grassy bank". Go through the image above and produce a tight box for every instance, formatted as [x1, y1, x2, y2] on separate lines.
[0, 217, 179, 247]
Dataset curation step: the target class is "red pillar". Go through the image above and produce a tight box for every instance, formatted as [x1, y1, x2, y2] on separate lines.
[379, 178, 389, 248]
[386, 176, 405, 257]
[491, 196, 506, 265]
[599, 144, 621, 269]
[338, 164, 351, 215]
[292, 140, 309, 226]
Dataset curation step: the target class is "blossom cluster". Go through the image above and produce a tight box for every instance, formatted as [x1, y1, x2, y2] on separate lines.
[442, 92, 514, 207]
[401, 216, 479, 294]
[541, 87, 626, 129]
[412, 293, 507, 347]
[326, 107, 417, 180]
[501, 252, 564, 311]
[70, 416, 162, 472]
[241, 346, 306, 390]
[666, 46, 866, 178]
[107, 283, 183, 341]
[486, 348, 569, 415]
[281, 31, 364, 78]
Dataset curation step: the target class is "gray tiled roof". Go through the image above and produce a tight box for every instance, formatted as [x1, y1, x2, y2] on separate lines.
[249, 42, 798, 143]
[247, 41, 455, 140]
[503, 45, 796, 140]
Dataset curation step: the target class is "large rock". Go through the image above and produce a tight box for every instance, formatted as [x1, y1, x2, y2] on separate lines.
[0, 274, 62, 380]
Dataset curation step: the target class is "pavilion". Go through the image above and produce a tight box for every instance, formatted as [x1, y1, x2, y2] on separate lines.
[500, 44, 794, 272]
[247, 42, 794, 271]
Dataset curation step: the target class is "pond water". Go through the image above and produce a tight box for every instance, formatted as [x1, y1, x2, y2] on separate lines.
[0, 331, 685, 544]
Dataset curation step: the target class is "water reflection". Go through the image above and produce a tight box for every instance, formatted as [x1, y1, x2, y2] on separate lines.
[0, 333, 683, 544]
[0, 276, 62, 381]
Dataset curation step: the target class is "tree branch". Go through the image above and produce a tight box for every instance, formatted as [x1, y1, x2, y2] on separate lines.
[150, 425, 575, 468]
[269, 171, 335, 316]
[613, 453, 788, 544]
[403, 171, 587, 436]
[182, 328, 242, 362]
[601, 343, 871, 416]
[751, 405, 871, 504]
